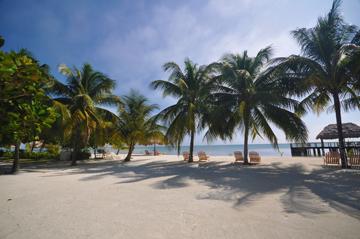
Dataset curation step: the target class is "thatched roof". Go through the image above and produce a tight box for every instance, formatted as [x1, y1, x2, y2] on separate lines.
[316, 123, 360, 139]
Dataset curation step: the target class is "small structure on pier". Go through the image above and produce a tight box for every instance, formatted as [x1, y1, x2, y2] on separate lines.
[316, 123, 360, 140]
[290, 123, 360, 156]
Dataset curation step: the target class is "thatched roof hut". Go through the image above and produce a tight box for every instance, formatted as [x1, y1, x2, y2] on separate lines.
[316, 123, 360, 140]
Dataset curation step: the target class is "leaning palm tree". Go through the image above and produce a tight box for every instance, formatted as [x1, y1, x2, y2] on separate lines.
[52, 63, 120, 165]
[151, 59, 216, 162]
[207, 47, 308, 164]
[272, 0, 358, 167]
[113, 90, 163, 162]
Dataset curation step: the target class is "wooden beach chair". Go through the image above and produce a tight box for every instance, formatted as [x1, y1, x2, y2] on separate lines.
[249, 151, 261, 164]
[198, 151, 209, 162]
[234, 151, 244, 162]
[182, 151, 190, 161]
[145, 150, 152, 156]
[349, 151, 360, 167]
[154, 150, 161, 156]
[323, 151, 340, 166]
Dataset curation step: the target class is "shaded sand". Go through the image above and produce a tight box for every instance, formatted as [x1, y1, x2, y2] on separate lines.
[0, 155, 359, 239]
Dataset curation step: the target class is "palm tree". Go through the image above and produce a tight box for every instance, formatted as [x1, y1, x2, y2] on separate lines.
[113, 90, 163, 162]
[340, 31, 360, 111]
[272, 0, 358, 167]
[208, 47, 308, 164]
[150, 59, 216, 162]
[52, 63, 120, 165]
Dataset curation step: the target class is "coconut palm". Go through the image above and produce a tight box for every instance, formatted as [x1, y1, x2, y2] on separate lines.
[207, 47, 308, 164]
[52, 63, 120, 165]
[340, 31, 360, 110]
[150, 59, 216, 162]
[271, 0, 358, 167]
[113, 90, 163, 162]
[337, 46, 360, 112]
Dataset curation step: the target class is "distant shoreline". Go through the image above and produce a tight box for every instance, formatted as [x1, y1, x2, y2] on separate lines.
[108, 144, 292, 156]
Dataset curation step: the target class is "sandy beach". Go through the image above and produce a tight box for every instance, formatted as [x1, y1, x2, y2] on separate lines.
[0, 155, 359, 239]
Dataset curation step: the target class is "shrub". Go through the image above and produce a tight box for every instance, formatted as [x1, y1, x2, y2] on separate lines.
[46, 144, 60, 155]
[19, 151, 60, 160]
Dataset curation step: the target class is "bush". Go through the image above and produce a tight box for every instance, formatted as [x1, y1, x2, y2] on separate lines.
[46, 144, 61, 155]
[2, 151, 13, 158]
[19, 151, 59, 160]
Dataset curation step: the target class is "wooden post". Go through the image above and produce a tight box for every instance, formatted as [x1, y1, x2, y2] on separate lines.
[321, 139, 325, 156]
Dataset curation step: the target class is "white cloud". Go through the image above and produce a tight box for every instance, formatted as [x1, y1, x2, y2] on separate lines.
[93, 0, 360, 144]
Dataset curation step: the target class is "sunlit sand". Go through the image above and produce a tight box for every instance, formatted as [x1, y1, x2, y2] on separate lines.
[1, 155, 359, 239]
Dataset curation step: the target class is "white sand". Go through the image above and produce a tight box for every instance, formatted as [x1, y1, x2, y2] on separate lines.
[0, 155, 359, 239]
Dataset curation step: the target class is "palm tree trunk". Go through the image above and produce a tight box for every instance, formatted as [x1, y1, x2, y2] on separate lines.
[243, 122, 249, 165]
[333, 93, 347, 168]
[11, 141, 20, 174]
[116, 149, 120, 155]
[31, 141, 35, 153]
[124, 143, 134, 162]
[188, 128, 195, 163]
[93, 147, 97, 159]
[71, 148, 78, 166]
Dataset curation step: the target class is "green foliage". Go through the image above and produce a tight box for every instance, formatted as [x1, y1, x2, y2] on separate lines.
[51, 63, 121, 164]
[46, 144, 61, 155]
[1, 150, 59, 160]
[0, 50, 57, 145]
[272, 0, 359, 112]
[271, 0, 359, 167]
[109, 131, 127, 152]
[207, 47, 308, 163]
[88, 121, 114, 149]
[25, 143, 32, 153]
[151, 59, 217, 161]
[112, 90, 163, 161]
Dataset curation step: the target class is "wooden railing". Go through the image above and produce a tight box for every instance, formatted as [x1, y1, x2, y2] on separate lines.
[290, 141, 360, 148]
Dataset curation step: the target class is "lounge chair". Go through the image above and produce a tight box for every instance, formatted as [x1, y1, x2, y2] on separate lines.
[234, 151, 244, 162]
[154, 150, 161, 156]
[249, 151, 261, 164]
[323, 151, 340, 166]
[145, 150, 152, 156]
[198, 151, 209, 162]
[182, 151, 189, 161]
[349, 151, 360, 167]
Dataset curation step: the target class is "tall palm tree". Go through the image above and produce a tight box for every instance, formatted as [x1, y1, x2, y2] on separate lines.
[208, 47, 308, 164]
[52, 63, 120, 165]
[151, 59, 216, 162]
[340, 31, 360, 111]
[113, 90, 163, 162]
[272, 0, 358, 167]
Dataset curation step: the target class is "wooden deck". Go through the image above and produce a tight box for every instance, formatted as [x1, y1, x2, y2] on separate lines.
[290, 141, 360, 156]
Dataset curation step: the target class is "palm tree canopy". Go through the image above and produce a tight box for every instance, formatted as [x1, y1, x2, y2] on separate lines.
[51, 63, 121, 147]
[207, 46, 308, 148]
[271, 0, 359, 112]
[151, 59, 217, 151]
[114, 90, 162, 146]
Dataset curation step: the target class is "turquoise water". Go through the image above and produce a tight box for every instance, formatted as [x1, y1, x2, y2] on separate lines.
[113, 144, 291, 156]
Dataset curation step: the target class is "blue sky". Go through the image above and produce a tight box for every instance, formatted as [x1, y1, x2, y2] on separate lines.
[1, 0, 359, 145]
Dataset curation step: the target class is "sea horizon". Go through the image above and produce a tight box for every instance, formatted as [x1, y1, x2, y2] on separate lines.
[109, 143, 292, 156]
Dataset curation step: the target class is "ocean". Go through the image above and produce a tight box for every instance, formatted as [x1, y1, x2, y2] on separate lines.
[112, 144, 291, 156]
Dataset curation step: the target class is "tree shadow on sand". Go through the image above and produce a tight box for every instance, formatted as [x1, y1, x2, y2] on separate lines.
[17, 158, 360, 219]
